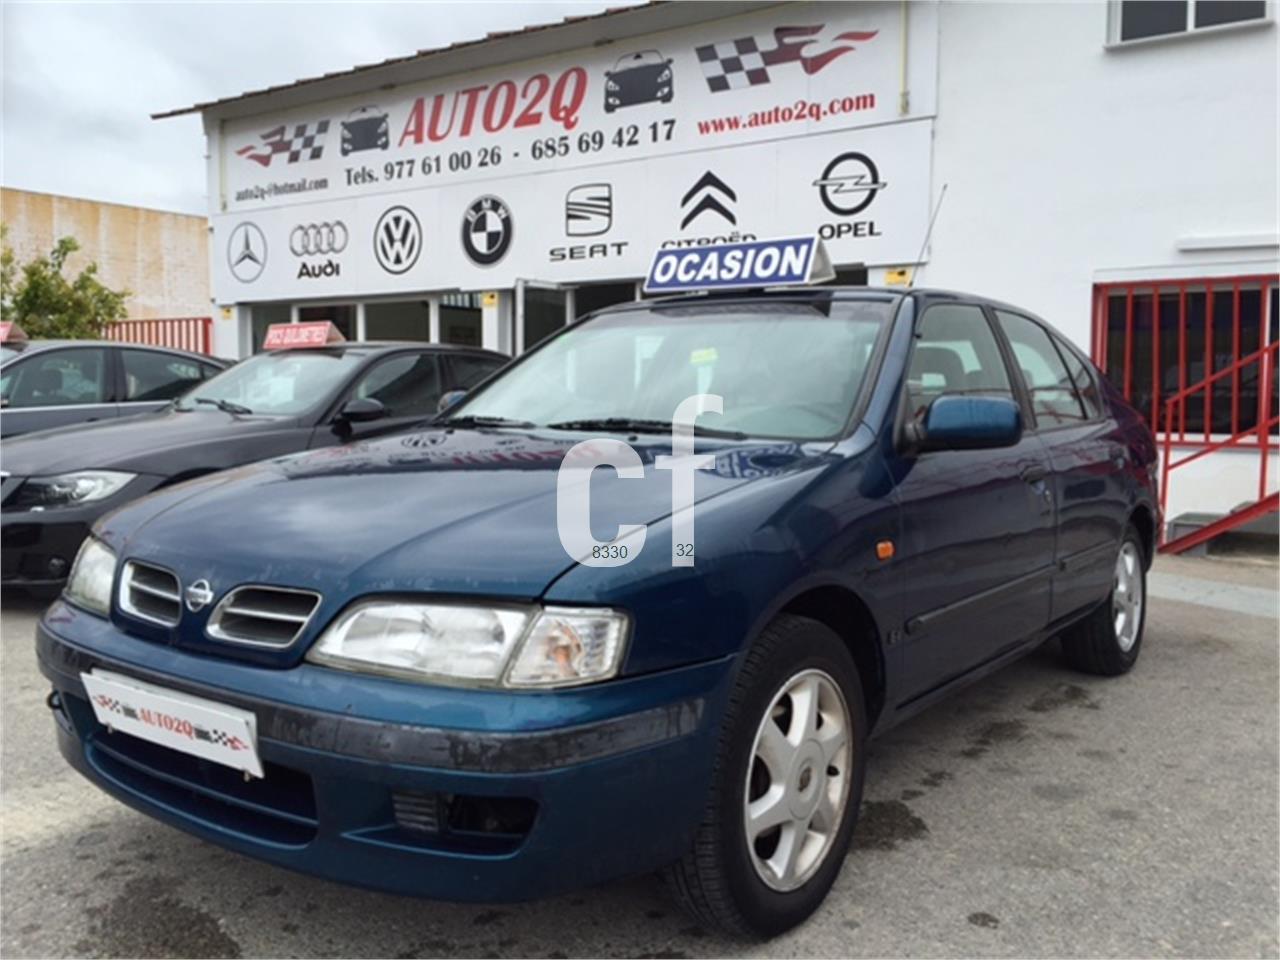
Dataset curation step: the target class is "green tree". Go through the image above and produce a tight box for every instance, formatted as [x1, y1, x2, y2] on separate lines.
[0, 225, 129, 339]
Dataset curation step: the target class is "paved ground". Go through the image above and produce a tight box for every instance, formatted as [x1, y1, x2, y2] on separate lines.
[1, 555, 1276, 959]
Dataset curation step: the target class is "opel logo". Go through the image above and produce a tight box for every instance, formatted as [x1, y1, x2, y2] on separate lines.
[373, 205, 422, 274]
[290, 221, 348, 256]
[184, 579, 214, 613]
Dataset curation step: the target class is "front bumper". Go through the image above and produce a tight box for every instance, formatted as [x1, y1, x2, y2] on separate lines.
[37, 602, 733, 901]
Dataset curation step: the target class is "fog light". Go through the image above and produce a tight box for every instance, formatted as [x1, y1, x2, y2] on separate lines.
[47, 556, 68, 578]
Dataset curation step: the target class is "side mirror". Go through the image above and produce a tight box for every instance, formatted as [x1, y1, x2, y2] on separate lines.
[910, 395, 1022, 452]
[437, 389, 467, 414]
[337, 397, 387, 424]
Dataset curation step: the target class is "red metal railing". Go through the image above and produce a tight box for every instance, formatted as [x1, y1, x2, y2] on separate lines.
[105, 316, 212, 355]
[1159, 338, 1278, 549]
[1093, 275, 1277, 447]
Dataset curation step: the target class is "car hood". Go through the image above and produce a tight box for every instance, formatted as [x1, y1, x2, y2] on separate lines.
[101, 426, 832, 601]
[1, 408, 297, 475]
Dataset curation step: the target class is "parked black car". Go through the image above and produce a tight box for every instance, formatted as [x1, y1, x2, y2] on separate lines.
[1, 341, 507, 593]
[604, 50, 674, 112]
[0, 341, 228, 438]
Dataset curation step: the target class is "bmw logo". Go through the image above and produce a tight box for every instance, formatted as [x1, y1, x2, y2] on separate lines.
[461, 195, 513, 266]
[184, 579, 214, 613]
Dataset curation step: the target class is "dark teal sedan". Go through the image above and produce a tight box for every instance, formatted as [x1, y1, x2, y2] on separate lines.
[37, 283, 1158, 938]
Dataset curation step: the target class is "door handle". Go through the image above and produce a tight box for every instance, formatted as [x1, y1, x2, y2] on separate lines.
[1020, 464, 1049, 484]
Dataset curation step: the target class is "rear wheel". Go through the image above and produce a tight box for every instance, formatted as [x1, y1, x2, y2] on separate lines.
[1060, 528, 1147, 676]
[664, 614, 866, 938]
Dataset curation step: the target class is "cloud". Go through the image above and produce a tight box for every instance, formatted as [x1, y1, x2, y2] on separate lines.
[2, 1, 639, 215]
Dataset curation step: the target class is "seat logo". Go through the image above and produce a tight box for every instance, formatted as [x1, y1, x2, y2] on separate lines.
[290, 222, 348, 256]
[373, 206, 422, 274]
[184, 579, 214, 613]
[227, 223, 267, 283]
[565, 183, 612, 237]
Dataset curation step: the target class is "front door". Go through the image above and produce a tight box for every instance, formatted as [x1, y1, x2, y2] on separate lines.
[891, 303, 1057, 703]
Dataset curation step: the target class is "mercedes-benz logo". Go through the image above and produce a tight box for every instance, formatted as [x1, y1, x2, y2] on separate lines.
[290, 221, 348, 256]
[184, 579, 214, 613]
[373, 206, 422, 274]
[461, 195, 513, 266]
[813, 152, 887, 217]
[227, 223, 267, 282]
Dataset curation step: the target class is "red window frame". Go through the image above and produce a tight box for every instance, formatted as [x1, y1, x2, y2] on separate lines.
[1091, 274, 1278, 447]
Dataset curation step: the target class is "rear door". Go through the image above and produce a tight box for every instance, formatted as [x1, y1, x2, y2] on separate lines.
[119, 348, 219, 418]
[892, 302, 1056, 701]
[0, 346, 117, 437]
[993, 310, 1127, 622]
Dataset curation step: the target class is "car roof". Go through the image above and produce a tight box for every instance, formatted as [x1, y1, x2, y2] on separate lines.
[603, 286, 1039, 315]
[0, 339, 225, 362]
[266, 341, 508, 358]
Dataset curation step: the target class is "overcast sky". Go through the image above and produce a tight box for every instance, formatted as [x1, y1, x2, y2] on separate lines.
[2, 1, 636, 215]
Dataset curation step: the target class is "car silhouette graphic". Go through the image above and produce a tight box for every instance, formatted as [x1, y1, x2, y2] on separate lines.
[604, 49, 673, 112]
[341, 106, 389, 155]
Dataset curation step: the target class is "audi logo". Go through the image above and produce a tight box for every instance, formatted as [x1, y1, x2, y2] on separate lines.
[290, 222, 348, 256]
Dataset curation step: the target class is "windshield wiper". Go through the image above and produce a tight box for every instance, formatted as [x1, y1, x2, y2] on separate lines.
[193, 397, 253, 415]
[441, 414, 536, 429]
[546, 417, 748, 440]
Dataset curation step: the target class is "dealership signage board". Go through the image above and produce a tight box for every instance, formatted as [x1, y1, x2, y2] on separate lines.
[211, 1, 938, 302]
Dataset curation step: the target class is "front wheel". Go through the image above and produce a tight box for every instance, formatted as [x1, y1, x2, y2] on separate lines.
[1060, 529, 1147, 675]
[664, 614, 866, 937]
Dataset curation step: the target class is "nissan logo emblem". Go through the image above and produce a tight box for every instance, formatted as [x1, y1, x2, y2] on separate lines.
[184, 579, 215, 613]
[290, 222, 348, 256]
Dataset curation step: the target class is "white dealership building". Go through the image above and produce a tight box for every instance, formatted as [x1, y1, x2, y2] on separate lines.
[163, 0, 1278, 531]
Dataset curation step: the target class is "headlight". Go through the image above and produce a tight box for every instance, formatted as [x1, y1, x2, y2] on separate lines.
[64, 538, 117, 616]
[657, 68, 672, 82]
[15, 471, 135, 509]
[306, 601, 628, 689]
[606, 79, 620, 91]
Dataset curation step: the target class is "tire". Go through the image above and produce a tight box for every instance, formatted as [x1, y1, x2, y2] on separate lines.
[1060, 527, 1147, 676]
[663, 614, 867, 938]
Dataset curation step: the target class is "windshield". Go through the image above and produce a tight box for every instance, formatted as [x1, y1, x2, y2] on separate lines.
[174, 350, 367, 415]
[450, 301, 893, 440]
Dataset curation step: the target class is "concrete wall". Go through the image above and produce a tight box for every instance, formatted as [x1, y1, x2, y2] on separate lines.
[1, 188, 211, 320]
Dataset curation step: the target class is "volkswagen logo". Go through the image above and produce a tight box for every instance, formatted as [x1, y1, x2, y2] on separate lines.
[227, 222, 267, 282]
[184, 579, 214, 613]
[373, 206, 422, 274]
[290, 221, 348, 256]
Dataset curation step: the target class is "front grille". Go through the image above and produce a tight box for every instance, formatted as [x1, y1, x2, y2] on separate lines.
[206, 585, 321, 648]
[85, 721, 317, 847]
[119, 561, 181, 626]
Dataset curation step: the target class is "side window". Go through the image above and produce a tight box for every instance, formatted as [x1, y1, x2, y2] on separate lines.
[199, 361, 224, 380]
[995, 311, 1088, 426]
[448, 354, 505, 390]
[1054, 337, 1104, 420]
[1, 349, 109, 408]
[907, 304, 1013, 419]
[352, 353, 442, 418]
[122, 350, 205, 402]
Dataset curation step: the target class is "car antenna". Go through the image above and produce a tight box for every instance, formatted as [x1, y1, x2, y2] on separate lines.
[907, 182, 948, 288]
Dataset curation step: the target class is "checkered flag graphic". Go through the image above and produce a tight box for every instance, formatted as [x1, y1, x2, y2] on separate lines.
[196, 726, 249, 751]
[284, 120, 330, 162]
[236, 120, 331, 167]
[695, 38, 772, 93]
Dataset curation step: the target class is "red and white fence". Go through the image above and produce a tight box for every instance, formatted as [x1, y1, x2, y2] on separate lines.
[105, 316, 212, 355]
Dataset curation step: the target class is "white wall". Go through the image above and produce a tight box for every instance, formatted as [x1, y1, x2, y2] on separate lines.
[924, 1, 1277, 345]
